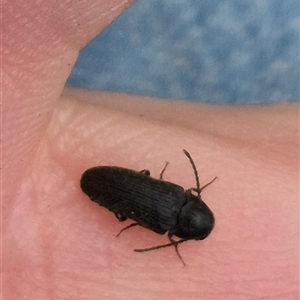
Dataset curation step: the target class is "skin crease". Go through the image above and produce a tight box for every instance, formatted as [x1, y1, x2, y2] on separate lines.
[3, 0, 299, 299]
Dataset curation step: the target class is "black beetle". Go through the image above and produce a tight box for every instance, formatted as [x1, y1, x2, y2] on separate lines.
[80, 149, 216, 265]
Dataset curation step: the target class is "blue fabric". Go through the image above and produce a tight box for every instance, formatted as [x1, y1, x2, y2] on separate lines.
[67, 0, 299, 104]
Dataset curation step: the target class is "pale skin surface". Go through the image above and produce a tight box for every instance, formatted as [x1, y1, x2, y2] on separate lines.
[3, 1, 299, 299]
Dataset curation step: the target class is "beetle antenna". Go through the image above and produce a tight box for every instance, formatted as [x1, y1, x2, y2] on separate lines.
[183, 149, 201, 197]
[134, 239, 186, 252]
[134, 239, 187, 266]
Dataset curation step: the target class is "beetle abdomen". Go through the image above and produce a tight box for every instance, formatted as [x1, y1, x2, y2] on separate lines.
[80, 166, 186, 234]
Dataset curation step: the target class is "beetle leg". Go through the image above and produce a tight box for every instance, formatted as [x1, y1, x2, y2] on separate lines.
[200, 176, 217, 191]
[133, 239, 186, 252]
[134, 234, 187, 266]
[114, 213, 127, 222]
[168, 234, 186, 266]
[159, 162, 169, 180]
[190, 176, 217, 193]
[139, 169, 150, 176]
[115, 223, 138, 237]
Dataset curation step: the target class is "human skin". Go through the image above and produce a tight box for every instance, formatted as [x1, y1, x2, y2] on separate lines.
[3, 1, 299, 299]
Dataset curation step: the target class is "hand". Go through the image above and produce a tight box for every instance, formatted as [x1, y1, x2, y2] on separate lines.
[3, 1, 298, 299]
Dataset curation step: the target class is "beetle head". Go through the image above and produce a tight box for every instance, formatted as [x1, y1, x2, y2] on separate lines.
[171, 192, 215, 240]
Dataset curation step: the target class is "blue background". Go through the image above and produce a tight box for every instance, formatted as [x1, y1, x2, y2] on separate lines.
[67, 0, 299, 104]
